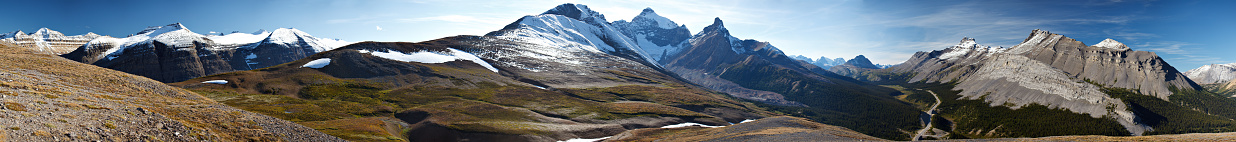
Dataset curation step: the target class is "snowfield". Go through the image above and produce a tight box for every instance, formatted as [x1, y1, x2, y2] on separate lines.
[301, 58, 332, 68]
[359, 48, 499, 72]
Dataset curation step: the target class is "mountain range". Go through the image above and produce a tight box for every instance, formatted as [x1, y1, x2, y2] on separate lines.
[59, 23, 351, 83]
[0, 28, 102, 54]
[4, 2, 1236, 142]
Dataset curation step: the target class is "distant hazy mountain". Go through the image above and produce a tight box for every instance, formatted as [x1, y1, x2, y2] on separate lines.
[659, 17, 922, 139]
[0, 28, 102, 54]
[60, 23, 351, 82]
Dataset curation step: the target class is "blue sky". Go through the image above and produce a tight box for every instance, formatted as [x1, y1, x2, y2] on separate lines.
[5, 0, 1234, 70]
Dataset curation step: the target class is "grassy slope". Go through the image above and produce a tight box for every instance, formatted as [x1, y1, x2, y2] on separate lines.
[173, 52, 772, 141]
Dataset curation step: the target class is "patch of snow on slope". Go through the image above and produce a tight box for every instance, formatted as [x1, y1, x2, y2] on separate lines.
[359, 48, 499, 72]
[301, 58, 332, 68]
[557, 136, 612, 142]
[662, 122, 721, 128]
[635, 34, 677, 60]
[208, 32, 271, 45]
[201, 80, 228, 84]
[202, 79, 229, 84]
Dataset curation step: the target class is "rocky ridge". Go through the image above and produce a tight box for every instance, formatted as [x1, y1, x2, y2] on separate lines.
[0, 28, 102, 55]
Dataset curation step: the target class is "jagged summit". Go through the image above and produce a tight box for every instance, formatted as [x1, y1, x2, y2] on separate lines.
[1094, 38, 1130, 50]
[633, 7, 680, 29]
[32, 27, 65, 38]
[542, 3, 607, 23]
[696, 17, 730, 38]
[63, 23, 349, 82]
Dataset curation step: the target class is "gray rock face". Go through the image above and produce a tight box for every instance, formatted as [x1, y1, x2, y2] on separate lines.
[886, 30, 1208, 135]
[1007, 29, 1201, 99]
[954, 54, 1148, 134]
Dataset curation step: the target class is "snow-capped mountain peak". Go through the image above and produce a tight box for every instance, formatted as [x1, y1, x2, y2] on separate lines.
[0, 30, 23, 39]
[634, 8, 680, 29]
[246, 28, 351, 53]
[542, 3, 608, 24]
[132, 23, 190, 38]
[32, 28, 65, 39]
[1184, 63, 1236, 84]
[937, 37, 1005, 60]
[1093, 38, 1130, 51]
[265, 28, 312, 45]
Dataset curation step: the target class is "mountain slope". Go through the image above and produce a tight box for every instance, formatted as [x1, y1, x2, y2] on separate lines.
[829, 55, 882, 79]
[0, 44, 341, 141]
[878, 30, 1236, 137]
[0, 28, 102, 54]
[172, 35, 771, 141]
[60, 23, 350, 83]
[660, 17, 922, 140]
[486, 3, 660, 69]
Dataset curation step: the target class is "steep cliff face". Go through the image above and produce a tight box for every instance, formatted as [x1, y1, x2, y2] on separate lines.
[61, 23, 233, 83]
[1007, 30, 1201, 99]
